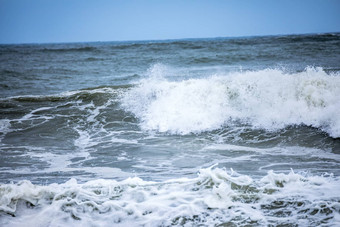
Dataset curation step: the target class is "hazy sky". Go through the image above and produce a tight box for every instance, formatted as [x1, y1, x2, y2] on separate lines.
[0, 0, 339, 44]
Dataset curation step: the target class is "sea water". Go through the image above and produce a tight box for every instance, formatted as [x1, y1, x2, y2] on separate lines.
[0, 33, 339, 226]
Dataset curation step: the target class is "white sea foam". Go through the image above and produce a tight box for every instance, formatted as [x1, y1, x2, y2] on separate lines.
[121, 66, 340, 137]
[0, 166, 339, 226]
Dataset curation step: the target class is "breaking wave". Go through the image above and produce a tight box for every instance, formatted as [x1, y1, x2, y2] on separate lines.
[121, 66, 340, 137]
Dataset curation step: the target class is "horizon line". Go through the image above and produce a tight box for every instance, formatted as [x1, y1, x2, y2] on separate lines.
[1, 31, 339, 45]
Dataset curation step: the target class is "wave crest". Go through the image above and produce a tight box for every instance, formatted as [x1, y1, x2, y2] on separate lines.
[121, 67, 340, 137]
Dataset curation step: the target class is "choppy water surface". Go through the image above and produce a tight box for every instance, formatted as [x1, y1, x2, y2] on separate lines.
[0, 33, 340, 226]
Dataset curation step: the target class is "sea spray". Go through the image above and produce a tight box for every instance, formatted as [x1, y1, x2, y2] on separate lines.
[121, 67, 340, 137]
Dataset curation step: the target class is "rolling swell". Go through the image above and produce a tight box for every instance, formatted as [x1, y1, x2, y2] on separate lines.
[0, 85, 137, 154]
[1, 85, 131, 103]
[0, 85, 133, 133]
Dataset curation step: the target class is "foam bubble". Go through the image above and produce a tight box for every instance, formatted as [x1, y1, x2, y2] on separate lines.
[121, 67, 340, 137]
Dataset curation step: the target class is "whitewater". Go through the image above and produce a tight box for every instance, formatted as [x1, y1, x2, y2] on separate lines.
[0, 33, 339, 226]
[122, 66, 340, 136]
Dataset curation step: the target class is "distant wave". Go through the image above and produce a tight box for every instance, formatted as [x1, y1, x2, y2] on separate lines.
[121, 65, 340, 137]
[85, 57, 105, 62]
[110, 41, 204, 51]
[42, 46, 97, 53]
[0, 69, 23, 76]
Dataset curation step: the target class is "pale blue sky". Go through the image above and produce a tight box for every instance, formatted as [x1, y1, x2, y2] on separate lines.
[0, 0, 339, 44]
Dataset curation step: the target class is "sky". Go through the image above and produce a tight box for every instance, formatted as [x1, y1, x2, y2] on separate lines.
[0, 0, 339, 44]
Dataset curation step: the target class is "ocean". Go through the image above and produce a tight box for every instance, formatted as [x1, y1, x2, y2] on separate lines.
[0, 33, 340, 226]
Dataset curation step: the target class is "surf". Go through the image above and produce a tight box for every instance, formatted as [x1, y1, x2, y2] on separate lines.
[121, 66, 340, 137]
[0, 166, 339, 226]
